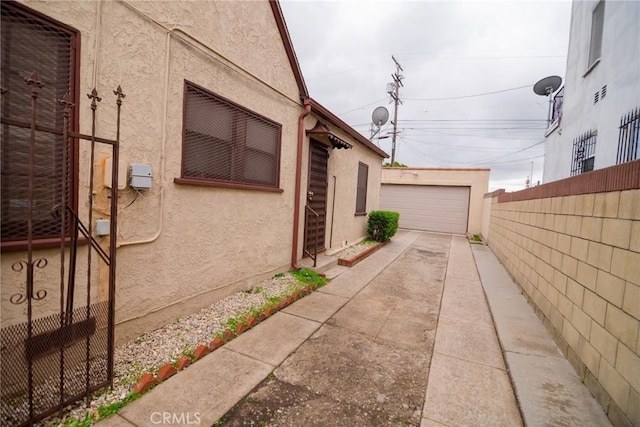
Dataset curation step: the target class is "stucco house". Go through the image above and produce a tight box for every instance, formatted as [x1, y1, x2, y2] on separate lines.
[543, 0, 640, 183]
[1, 1, 388, 422]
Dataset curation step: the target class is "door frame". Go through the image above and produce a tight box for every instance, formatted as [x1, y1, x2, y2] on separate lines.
[304, 140, 329, 256]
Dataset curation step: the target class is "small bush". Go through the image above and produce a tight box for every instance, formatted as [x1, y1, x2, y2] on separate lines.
[367, 211, 399, 242]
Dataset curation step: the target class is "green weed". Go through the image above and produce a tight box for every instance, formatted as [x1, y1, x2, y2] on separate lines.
[291, 269, 327, 288]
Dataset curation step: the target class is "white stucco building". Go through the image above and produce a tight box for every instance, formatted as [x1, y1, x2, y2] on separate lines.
[543, 0, 640, 183]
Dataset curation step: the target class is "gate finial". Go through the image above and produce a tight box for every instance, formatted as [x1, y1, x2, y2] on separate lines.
[87, 88, 101, 110]
[57, 92, 75, 113]
[25, 71, 44, 97]
[113, 85, 126, 105]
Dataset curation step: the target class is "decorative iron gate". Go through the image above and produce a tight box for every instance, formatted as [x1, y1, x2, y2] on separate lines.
[0, 74, 124, 426]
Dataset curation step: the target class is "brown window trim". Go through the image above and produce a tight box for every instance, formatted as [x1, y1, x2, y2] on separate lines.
[180, 80, 282, 190]
[174, 177, 284, 193]
[1, 2, 81, 252]
[354, 212, 367, 217]
[355, 161, 368, 214]
[2, 236, 88, 253]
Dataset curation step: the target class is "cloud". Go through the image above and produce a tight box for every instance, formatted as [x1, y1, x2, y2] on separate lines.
[280, 0, 572, 191]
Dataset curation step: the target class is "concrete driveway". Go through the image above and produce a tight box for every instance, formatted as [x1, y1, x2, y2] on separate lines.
[105, 230, 610, 427]
[221, 231, 520, 426]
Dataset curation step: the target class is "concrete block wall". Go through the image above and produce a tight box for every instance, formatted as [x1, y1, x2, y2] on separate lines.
[486, 160, 640, 427]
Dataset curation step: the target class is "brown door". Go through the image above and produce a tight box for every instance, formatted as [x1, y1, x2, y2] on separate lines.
[305, 141, 329, 254]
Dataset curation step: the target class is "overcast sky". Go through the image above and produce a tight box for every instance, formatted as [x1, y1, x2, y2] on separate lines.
[280, 0, 573, 191]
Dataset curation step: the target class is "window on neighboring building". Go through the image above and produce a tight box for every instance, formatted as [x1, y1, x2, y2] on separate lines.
[180, 81, 282, 190]
[588, 1, 605, 69]
[571, 131, 597, 176]
[551, 87, 564, 122]
[1, 2, 78, 246]
[616, 107, 640, 164]
[355, 162, 368, 214]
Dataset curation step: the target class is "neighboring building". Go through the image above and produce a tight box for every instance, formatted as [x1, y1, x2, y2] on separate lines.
[0, 1, 387, 423]
[379, 168, 490, 235]
[543, 0, 640, 183]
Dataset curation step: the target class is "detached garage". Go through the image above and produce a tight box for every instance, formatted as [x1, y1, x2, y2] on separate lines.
[380, 185, 470, 234]
[380, 168, 490, 235]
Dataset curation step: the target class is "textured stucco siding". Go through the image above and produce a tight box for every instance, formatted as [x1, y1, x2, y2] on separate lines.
[296, 114, 384, 258]
[380, 168, 490, 235]
[4, 0, 302, 342]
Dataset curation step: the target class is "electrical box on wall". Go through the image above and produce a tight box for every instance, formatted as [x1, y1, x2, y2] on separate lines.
[104, 157, 128, 190]
[96, 219, 110, 236]
[130, 164, 152, 190]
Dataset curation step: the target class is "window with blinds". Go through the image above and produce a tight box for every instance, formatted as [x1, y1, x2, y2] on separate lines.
[588, 1, 605, 69]
[1, 2, 78, 245]
[181, 81, 282, 190]
[355, 162, 368, 214]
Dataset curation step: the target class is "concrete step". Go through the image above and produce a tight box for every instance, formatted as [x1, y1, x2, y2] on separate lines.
[299, 253, 338, 275]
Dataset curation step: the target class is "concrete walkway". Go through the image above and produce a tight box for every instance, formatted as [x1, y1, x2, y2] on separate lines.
[98, 231, 609, 427]
[421, 236, 521, 426]
[472, 244, 610, 426]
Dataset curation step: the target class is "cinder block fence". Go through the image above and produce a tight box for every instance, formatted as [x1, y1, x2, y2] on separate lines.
[484, 160, 639, 427]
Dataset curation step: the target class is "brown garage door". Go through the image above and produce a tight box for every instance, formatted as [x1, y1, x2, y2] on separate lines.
[380, 184, 470, 234]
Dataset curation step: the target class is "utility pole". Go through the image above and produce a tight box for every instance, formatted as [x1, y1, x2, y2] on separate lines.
[389, 55, 404, 166]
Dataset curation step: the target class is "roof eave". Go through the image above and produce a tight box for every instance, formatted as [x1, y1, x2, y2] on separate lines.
[306, 97, 390, 159]
[269, 0, 309, 98]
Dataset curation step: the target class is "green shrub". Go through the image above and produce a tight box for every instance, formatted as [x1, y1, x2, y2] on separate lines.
[367, 211, 399, 242]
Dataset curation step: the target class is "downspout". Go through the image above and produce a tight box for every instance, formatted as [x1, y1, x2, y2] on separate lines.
[291, 98, 312, 269]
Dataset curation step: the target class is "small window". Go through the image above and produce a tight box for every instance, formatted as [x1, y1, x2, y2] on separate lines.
[588, 1, 605, 69]
[571, 131, 597, 176]
[1, 2, 79, 246]
[180, 81, 282, 189]
[355, 162, 368, 214]
[616, 107, 640, 164]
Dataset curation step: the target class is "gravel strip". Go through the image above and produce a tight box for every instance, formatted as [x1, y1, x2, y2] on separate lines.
[335, 240, 380, 261]
[40, 273, 305, 426]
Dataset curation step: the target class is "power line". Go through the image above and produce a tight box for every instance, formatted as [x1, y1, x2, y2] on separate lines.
[398, 119, 547, 122]
[404, 84, 532, 101]
[467, 139, 545, 165]
[338, 97, 388, 116]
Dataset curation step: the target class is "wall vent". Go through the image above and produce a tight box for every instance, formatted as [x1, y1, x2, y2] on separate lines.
[601, 84, 607, 99]
[594, 91, 600, 104]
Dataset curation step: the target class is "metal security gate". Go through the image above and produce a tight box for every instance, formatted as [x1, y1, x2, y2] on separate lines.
[304, 141, 329, 264]
[0, 73, 125, 426]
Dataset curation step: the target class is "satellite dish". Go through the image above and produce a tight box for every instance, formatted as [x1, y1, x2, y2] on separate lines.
[533, 75, 562, 96]
[372, 106, 390, 126]
[534, 75, 562, 126]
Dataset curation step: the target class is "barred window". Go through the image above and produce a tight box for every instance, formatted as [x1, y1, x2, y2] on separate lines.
[571, 131, 597, 176]
[1, 2, 78, 246]
[355, 162, 368, 214]
[616, 107, 639, 164]
[180, 81, 282, 190]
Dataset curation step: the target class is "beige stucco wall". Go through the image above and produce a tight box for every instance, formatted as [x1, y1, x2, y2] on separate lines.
[3, 0, 303, 343]
[488, 190, 640, 426]
[295, 115, 384, 259]
[380, 168, 490, 235]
